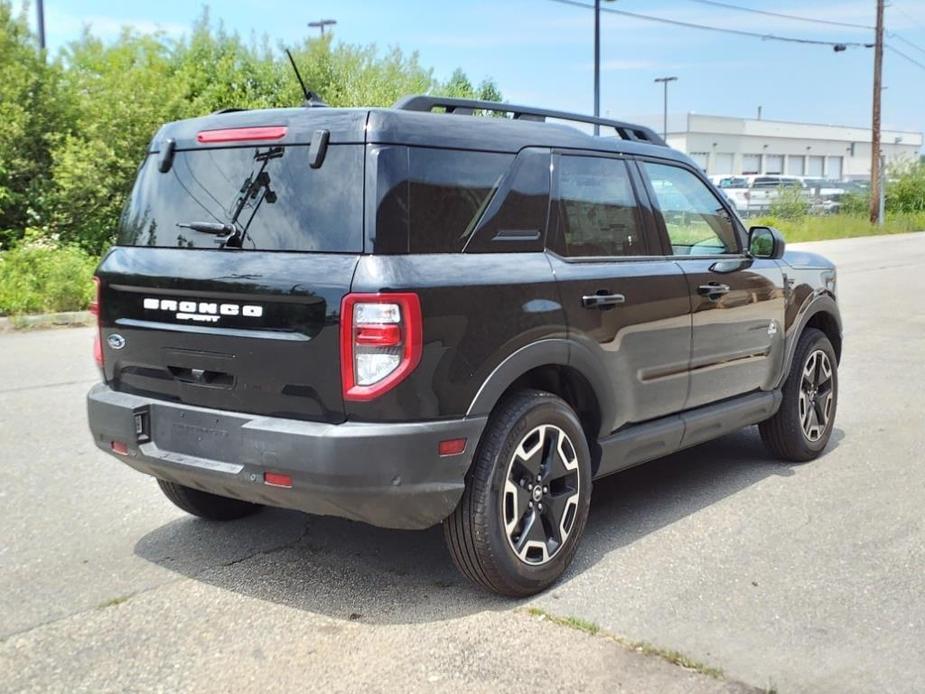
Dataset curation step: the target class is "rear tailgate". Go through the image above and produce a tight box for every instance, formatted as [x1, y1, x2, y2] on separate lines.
[97, 109, 368, 423]
[97, 248, 357, 423]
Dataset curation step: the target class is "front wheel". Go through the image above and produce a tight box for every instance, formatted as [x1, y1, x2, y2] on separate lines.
[444, 390, 592, 597]
[759, 327, 838, 462]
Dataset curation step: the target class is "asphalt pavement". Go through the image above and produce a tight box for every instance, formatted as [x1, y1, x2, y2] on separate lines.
[1, 233, 923, 693]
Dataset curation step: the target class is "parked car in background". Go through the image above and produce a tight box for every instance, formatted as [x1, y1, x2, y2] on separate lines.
[723, 176, 806, 216]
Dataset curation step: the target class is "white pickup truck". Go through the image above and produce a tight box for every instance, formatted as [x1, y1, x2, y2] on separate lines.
[713, 175, 806, 217]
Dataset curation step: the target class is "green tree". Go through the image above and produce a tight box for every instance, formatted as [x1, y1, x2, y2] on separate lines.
[8, 9, 501, 255]
[47, 29, 184, 253]
[0, 1, 68, 248]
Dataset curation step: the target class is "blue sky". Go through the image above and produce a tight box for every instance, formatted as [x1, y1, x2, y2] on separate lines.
[23, 0, 925, 136]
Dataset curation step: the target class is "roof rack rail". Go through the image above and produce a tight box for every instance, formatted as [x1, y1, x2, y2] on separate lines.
[392, 95, 666, 147]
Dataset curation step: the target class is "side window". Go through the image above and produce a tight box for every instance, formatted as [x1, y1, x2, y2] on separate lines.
[406, 148, 512, 253]
[642, 162, 739, 256]
[555, 155, 646, 257]
[466, 148, 550, 253]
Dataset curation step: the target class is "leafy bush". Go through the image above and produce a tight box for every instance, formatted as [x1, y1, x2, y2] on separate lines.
[768, 186, 810, 219]
[0, 239, 98, 315]
[886, 160, 925, 214]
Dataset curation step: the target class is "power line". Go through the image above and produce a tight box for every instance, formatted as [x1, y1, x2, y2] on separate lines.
[543, 0, 873, 49]
[654, 0, 925, 59]
[887, 43, 925, 70]
[675, 0, 874, 31]
[889, 33, 925, 57]
[892, 5, 925, 34]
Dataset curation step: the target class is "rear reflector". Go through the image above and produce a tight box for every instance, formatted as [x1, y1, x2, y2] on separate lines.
[438, 438, 467, 457]
[111, 441, 128, 455]
[196, 126, 287, 144]
[263, 472, 293, 488]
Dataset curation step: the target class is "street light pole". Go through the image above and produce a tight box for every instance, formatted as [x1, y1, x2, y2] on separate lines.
[592, 0, 616, 136]
[594, 0, 601, 135]
[654, 76, 677, 141]
[308, 19, 337, 37]
[36, 0, 46, 51]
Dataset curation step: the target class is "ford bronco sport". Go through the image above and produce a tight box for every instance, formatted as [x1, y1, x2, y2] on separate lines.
[87, 95, 842, 597]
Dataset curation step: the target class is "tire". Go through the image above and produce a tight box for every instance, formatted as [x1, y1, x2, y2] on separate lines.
[444, 389, 592, 597]
[759, 328, 838, 462]
[157, 479, 262, 521]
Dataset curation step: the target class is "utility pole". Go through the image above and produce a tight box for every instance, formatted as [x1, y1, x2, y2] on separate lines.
[654, 76, 678, 141]
[870, 0, 884, 225]
[36, 0, 46, 51]
[308, 19, 337, 37]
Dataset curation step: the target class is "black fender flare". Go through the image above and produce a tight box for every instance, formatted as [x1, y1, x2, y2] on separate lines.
[777, 292, 842, 389]
[466, 338, 616, 438]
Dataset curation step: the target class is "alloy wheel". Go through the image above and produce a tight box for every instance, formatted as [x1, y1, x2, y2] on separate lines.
[799, 349, 834, 442]
[502, 424, 581, 565]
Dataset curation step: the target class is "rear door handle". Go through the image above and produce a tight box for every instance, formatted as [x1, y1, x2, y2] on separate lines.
[698, 282, 731, 299]
[581, 293, 626, 309]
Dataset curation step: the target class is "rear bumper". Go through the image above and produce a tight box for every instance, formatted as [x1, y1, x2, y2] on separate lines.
[86, 384, 486, 529]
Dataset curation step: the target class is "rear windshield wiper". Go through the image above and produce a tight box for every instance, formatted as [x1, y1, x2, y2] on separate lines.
[176, 221, 245, 247]
[176, 221, 238, 235]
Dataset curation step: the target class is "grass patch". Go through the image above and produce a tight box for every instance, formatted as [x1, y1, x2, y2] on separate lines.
[752, 212, 925, 244]
[524, 607, 724, 679]
[96, 595, 130, 609]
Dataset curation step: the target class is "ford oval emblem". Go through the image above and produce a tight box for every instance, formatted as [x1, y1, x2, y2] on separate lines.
[107, 334, 126, 350]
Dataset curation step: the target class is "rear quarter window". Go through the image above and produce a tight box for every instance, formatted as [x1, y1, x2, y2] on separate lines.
[372, 147, 513, 254]
[118, 144, 364, 252]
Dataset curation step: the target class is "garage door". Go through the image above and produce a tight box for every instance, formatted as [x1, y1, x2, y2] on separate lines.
[808, 156, 825, 177]
[765, 155, 784, 175]
[742, 154, 762, 175]
[689, 152, 710, 172]
[787, 156, 805, 176]
[714, 153, 734, 174]
[826, 156, 843, 180]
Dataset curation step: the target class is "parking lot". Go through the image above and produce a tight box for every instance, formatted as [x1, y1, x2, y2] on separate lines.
[1, 233, 923, 693]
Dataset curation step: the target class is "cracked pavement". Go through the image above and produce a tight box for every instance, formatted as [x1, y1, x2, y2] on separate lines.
[1, 234, 924, 693]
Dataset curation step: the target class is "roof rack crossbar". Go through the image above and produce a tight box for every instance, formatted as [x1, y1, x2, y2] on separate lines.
[392, 95, 667, 147]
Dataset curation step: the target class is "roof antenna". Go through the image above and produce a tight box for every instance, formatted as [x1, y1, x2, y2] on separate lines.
[285, 48, 327, 108]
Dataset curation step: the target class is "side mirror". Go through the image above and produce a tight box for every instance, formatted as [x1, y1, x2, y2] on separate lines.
[748, 226, 785, 260]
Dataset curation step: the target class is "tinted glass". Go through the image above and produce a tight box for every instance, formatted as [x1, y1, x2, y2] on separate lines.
[407, 148, 512, 253]
[556, 156, 645, 257]
[119, 145, 364, 252]
[643, 162, 738, 256]
[466, 148, 550, 253]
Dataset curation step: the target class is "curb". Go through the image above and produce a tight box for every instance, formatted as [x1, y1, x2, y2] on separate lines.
[0, 310, 94, 332]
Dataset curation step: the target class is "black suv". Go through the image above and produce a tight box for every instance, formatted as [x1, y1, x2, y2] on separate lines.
[87, 96, 842, 596]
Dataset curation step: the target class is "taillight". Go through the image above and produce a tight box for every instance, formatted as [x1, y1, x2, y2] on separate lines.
[91, 276, 103, 369]
[341, 293, 422, 401]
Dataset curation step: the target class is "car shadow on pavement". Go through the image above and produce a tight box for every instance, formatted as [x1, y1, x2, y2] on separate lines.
[134, 426, 844, 624]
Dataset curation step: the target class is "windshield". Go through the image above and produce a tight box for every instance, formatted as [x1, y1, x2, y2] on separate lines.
[118, 144, 364, 251]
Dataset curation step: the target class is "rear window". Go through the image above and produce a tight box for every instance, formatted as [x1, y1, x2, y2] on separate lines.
[118, 144, 364, 252]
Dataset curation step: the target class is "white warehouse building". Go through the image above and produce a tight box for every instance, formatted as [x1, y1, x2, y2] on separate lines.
[662, 113, 923, 181]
